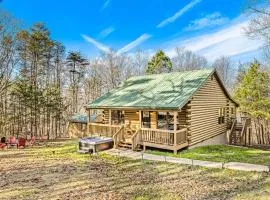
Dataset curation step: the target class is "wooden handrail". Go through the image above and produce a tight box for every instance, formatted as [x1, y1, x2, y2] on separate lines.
[228, 119, 237, 144]
[89, 123, 121, 128]
[240, 119, 247, 137]
[131, 129, 141, 150]
[141, 128, 175, 133]
[175, 128, 187, 134]
[240, 118, 251, 145]
[140, 128, 187, 146]
[175, 128, 187, 145]
[112, 125, 124, 148]
[89, 123, 121, 137]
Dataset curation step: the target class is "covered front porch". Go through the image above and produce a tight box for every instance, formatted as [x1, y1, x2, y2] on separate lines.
[86, 108, 188, 154]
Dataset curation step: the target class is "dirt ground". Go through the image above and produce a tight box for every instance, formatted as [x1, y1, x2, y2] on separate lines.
[0, 140, 269, 200]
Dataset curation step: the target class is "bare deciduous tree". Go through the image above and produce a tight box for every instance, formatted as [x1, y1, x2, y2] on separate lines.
[172, 47, 208, 71]
[246, 1, 270, 42]
[212, 56, 232, 89]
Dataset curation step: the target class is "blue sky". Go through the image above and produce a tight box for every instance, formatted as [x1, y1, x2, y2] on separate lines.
[0, 0, 264, 62]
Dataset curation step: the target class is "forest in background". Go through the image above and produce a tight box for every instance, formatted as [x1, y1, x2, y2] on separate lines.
[0, 1, 269, 140]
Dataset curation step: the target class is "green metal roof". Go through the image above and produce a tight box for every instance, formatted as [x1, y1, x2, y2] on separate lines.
[87, 69, 216, 110]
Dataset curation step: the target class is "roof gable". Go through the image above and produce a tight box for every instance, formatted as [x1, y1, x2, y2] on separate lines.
[87, 69, 218, 110]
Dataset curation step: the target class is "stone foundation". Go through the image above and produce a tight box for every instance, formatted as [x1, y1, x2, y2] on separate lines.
[189, 133, 227, 149]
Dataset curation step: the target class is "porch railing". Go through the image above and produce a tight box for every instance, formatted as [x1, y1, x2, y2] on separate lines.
[228, 119, 236, 144]
[131, 129, 141, 150]
[240, 118, 251, 145]
[141, 128, 187, 146]
[175, 128, 188, 145]
[89, 123, 121, 137]
[113, 125, 125, 148]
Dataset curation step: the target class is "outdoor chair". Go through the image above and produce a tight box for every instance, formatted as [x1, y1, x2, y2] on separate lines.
[36, 136, 47, 145]
[0, 143, 6, 149]
[17, 137, 26, 148]
[28, 136, 36, 145]
[39, 136, 46, 142]
[1, 137, 5, 143]
[7, 136, 17, 148]
[0, 137, 6, 149]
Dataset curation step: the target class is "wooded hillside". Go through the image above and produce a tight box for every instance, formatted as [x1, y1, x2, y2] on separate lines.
[0, 5, 269, 140]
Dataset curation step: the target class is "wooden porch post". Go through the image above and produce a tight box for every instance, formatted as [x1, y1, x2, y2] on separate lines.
[87, 109, 90, 136]
[173, 111, 177, 154]
[109, 109, 112, 136]
[139, 110, 142, 128]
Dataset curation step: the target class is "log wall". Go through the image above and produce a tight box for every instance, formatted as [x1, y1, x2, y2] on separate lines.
[150, 111, 157, 129]
[179, 105, 188, 127]
[103, 109, 109, 124]
[125, 110, 140, 128]
[187, 74, 237, 146]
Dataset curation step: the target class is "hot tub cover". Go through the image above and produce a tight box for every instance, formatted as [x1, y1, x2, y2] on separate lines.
[79, 136, 113, 145]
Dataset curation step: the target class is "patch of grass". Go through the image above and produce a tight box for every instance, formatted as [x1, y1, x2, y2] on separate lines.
[27, 139, 90, 161]
[234, 177, 270, 200]
[146, 145, 270, 165]
[1, 140, 269, 200]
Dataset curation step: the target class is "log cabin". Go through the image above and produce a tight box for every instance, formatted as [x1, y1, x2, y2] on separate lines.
[84, 69, 238, 154]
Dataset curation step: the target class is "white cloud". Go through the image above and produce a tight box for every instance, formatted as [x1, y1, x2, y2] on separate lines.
[117, 34, 152, 54]
[165, 16, 264, 61]
[157, 0, 202, 28]
[184, 12, 229, 31]
[81, 34, 111, 53]
[99, 26, 115, 38]
[101, 0, 111, 10]
[82, 33, 151, 55]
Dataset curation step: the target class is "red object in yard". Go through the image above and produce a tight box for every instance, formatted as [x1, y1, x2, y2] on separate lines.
[17, 137, 26, 148]
[28, 136, 36, 145]
[8, 136, 17, 147]
[40, 136, 46, 143]
[0, 143, 6, 149]
[9, 136, 16, 143]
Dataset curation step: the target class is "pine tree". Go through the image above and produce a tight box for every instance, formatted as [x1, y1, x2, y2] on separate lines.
[66, 51, 88, 114]
[13, 23, 68, 138]
[234, 60, 270, 120]
[146, 50, 172, 74]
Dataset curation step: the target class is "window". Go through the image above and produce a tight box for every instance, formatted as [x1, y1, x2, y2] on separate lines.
[218, 108, 226, 124]
[157, 112, 176, 130]
[142, 111, 151, 128]
[82, 124, 86, 131]
[167, 112, 174, 130]
[111, 110, 124, 125]
[231, 107, 235, 115]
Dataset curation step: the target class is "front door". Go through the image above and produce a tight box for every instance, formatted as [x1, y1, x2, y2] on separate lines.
[142, 111, 151, 128]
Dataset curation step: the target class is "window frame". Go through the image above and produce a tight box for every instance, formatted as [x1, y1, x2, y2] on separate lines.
[142, 111, 151, 128]
[218, 108, 226, 124]
[111, 110, 125, 125]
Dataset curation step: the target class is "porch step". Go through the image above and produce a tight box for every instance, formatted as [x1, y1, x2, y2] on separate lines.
[235, 123, 243, 130]
[125, 138, 132, 144]
[118, 142, 132, 149]
[231, 129, 243, 145]
[117, 141, 142, 151]
[235, 127, 243, 131]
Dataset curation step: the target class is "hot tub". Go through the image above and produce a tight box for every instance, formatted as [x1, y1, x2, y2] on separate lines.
[78, 136, 113, 154]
